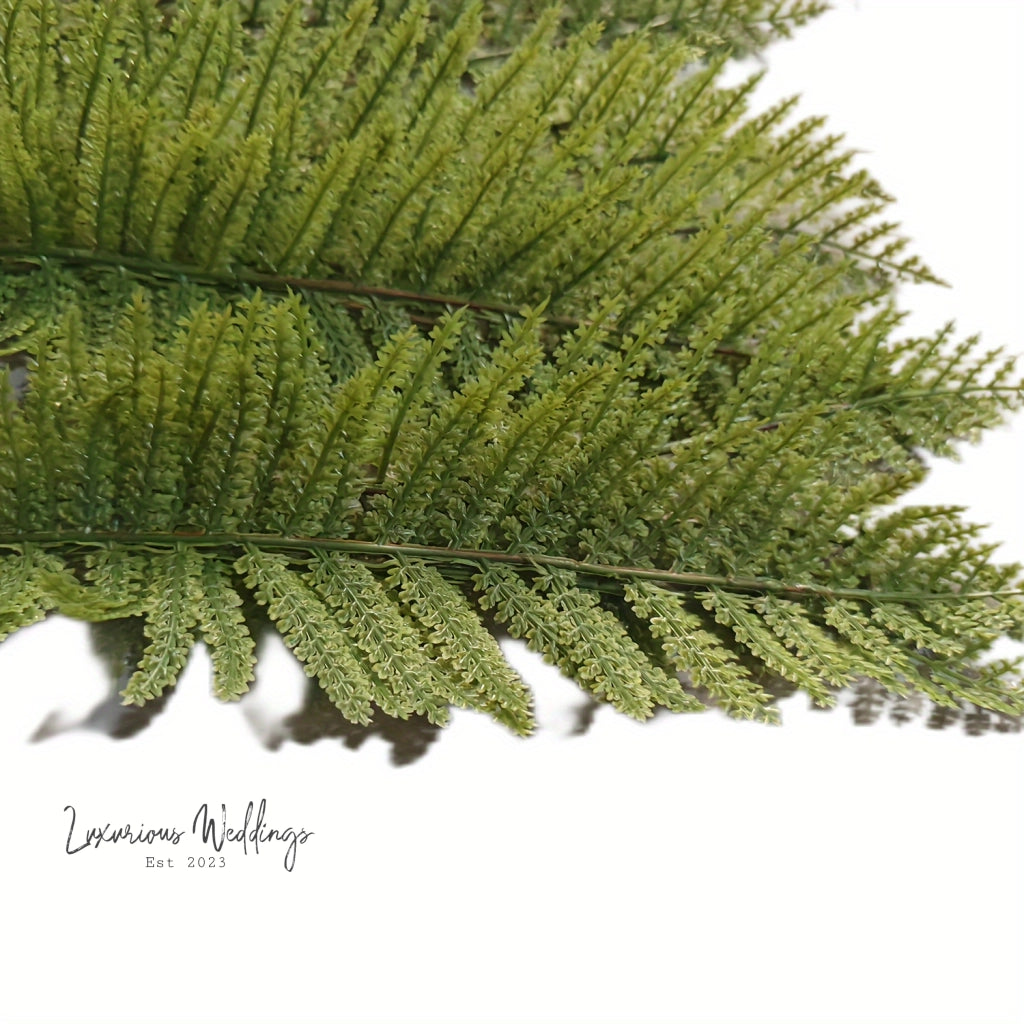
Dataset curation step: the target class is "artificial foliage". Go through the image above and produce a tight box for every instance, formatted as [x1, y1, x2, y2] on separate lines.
[0, 0, 1022, 736]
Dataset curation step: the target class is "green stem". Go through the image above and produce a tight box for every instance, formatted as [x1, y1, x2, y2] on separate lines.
[0, 245, 754, 358]
[2, 530, 1020, 605]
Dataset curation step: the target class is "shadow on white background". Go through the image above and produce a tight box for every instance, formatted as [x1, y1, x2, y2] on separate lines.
[1, 3, 1022, 1022]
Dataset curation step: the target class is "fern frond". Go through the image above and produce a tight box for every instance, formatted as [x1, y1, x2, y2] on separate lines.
[237, 547, 376, 725]
[706, 589, 838, 707]
[386, 560, 534, 734]
[0, 0, 1021, 738]
[0, 547, 67, 640]
[625, 581, 777, 721]
[122, 546, 202, 704]
[427, 0, 828, 56]
[194, 556, 257, 702]
[307, 551, 453, 724]
[476, 566, 702, 718]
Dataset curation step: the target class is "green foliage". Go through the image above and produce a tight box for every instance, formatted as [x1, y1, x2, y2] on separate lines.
[0, 0, 1021, 736]
[408, 0, 829, 56]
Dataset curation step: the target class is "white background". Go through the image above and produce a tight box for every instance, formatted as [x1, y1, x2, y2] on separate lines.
[1, 3, 1022, 1022]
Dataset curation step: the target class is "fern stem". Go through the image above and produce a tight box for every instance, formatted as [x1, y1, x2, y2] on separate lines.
[0, 247, 756, 359]
[1, 530, 1020, 606]
[0, 244, 580, 323]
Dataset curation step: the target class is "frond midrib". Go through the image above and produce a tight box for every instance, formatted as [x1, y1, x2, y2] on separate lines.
[4, 529, 1021, 607]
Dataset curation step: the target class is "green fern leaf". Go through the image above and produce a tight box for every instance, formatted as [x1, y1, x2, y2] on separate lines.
[194, 557, 257, 702]
[121, 546, 202, 704]
[625, 581, 777, 721]
[237, 547, 376, 725]
[0, 0, 1020, 739]
[386, 560, 534, 734]
[0, 548, 67, 640]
